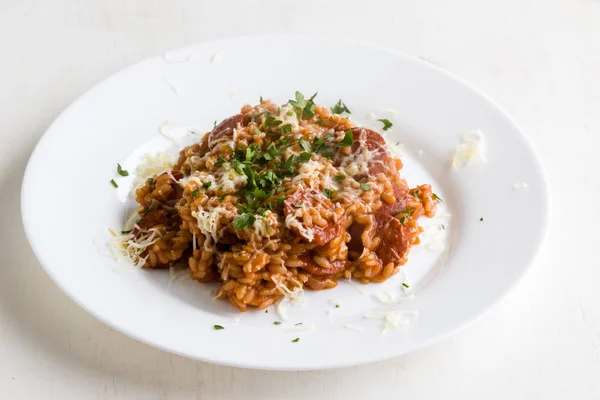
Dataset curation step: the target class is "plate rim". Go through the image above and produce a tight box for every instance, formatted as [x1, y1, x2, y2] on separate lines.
[20, 34, 552, 370]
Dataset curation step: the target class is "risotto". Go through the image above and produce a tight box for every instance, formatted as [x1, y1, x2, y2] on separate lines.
[113, 92, 438, 311]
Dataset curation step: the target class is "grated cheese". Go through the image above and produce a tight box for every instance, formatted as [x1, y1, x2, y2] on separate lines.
[284, 322, 315, 333]
[133, 152, 175, 189]
[364, 309, 418, 333]
[272, 275, 305, 321]
[343, 323, 365, 332]
[192, 206, 234, 244]
[108, 228, 163, 268]
[451, 129, 487, 168]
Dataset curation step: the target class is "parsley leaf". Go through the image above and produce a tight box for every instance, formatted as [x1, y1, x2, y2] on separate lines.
[110, 179, 118, 188]
[359, 184, 371, 191]
[299, 139, 312, 152]
[330, 99, 351, 114]
[299, 152, 312, 163]
[146, 178, 154, 185]
[280, 124, 293, 134]
[402, 282, 410, 288]
[378, 119, 393, 131]
[333, 174, 345, 181]
[120, 229, 133, 234]
[191, 189, 200, 197]
[202, 182, 212, 189]
[214, 156, 226, 167]
[289, 91, 307, 110]
[432, 193, 443, 202]
[234, 213, 256, 231]
[117, 163, 129, 177]
[291, 338, 300, 343]
[213, 325, 224, 330]
[322, 188, 333, 199]
[273, 321, 282, 325]
[337, 129, 353, 147]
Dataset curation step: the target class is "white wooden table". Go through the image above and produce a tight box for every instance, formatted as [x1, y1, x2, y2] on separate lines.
[1, 1, 599, 399]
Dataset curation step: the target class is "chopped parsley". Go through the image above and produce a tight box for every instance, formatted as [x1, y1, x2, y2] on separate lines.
[337, 129, 354, 147]
[335, 304, 340, 308]
[315, 119, 324, 126]
[378, 119, 393, 131]
[214, 156, 226, 167]
[413, 189, 421, 202]
[359, 183, 371, 191]
[253, 127, 262, 135]
[141, 200, 154, 215]
[265, 310, 268, 313]
[117, 163, 129, 177]
[402, 282, 410, 288]
[322, 188, 333, 199]
[146, 177, 154, 185]
[330, 99, 351, 114]
[333, 174, 345, 181]
[299, 139, 312, 152]
[234, 213, 256, 231]
[294, 322, 303, 326]
[432, 193, 443, 202]
[202, 181, 212, 189]
[191, 189, 200, 197]
[299, 152, 312, 163]
[289, 91, 317, 118]
[263, 114, 283, 130]
[273, 321, 282, 325]
[280, 124, 293, 134]
[441, 224, 446, 230]
[291, 338, 300, 343]
[480, 217, 484, 221]
[120, 229, 133, 234]
[293, 203, 303, 208]
[213, 325, 224, 330]
[110, 179, 118, 188]
[259, 95, 263, 103]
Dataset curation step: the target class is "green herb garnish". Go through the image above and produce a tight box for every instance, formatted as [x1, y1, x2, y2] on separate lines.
[191, 189, 200, 197]
[120, 229, 133, 234]
[402, 282, 410, 288]
[215, 156, 226, 167]
[117, 163, 129, 177]
[432, 193, 443, 202]
[323, 188, 333, 199]
[213, 325, 224, 330]
[274, 321, 282, 325]
[359, 184, 371, 191]
[110, 179, 118, 188]
[337, 129, 354, 147]
[202, 181, 212, 189]
[480, 217, 484, 221]
[291, 338, 300, 343]
[146, 177, 154, 185]
[299, 152, 312, 163]
[378, 119, 393, 131]
[334, 174, 345, 181]
[330, 99, 351, 114]
[234, 213, 256, 231]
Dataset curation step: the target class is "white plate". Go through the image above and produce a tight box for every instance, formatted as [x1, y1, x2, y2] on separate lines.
[21, 36, 550, 370]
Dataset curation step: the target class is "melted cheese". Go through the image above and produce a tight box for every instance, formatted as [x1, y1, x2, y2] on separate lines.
[451, 129, 487, 168]
[285, 209, 314, 242]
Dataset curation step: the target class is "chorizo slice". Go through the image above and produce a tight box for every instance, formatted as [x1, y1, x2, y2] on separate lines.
[208, 114, 243, 148]
[298, 254, 347, 276]
[284, 188, 342, 246]
[350, 127, 395, 175]
[377, 182, 409, 216]
[347, 212, 409, 266]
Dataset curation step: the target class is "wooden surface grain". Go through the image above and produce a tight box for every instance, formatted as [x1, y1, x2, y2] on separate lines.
[1, 0, 599, 398]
